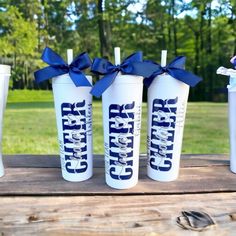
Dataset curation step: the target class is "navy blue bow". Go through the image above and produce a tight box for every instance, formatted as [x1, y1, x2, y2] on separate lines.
[132, 56, 202, 88]
[231, 56, 236, 68]
[90, 52, 146, 97]
[34, 47, 92, 87]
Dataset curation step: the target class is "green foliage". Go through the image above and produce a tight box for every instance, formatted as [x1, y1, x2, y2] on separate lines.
[3, 90, 229, 154]
[0, 6, 38, 56]
[0, 5, 40, 89]
[0, 0, 235, 100]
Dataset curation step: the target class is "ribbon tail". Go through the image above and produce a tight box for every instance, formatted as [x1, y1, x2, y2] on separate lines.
[144, 70, 166, 88]
[34, 66, 67, 84]
[144, 77, 154, 88]
[168, 68, 202, 87]
[69, 70, 92, 87]
[144, 75, 155, 88]
[90, 71, 118, 98]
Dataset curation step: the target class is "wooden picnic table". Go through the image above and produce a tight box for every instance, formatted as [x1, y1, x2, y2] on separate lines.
[0, 154, 236, 235]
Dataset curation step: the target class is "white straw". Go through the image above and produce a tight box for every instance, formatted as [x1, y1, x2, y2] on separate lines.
[161, 50, 167, 67]
[67, 49, 73, 65]
[114, 47, 121, 65]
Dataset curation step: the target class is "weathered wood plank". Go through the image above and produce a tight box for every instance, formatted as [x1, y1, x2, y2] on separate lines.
[3, 154, 229, 168]
[0, 164, 235, 195]
[0, 193, 236, 236]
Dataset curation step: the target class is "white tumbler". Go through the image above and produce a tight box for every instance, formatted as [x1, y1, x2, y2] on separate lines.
[52, 52, 93, 183]
[216, 66, 236, 174]
[147, 51, 189, 182]
[103, 74, 143, 189]
[228, 76, 236, 173]
[0, 64, 11, 177]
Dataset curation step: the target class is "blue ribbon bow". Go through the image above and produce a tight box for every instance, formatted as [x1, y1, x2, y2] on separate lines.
[90, 51, 146, 97]
[132, 56, 202, 88]
[34, 47, 92, 87]
[231, 56, 236, 68]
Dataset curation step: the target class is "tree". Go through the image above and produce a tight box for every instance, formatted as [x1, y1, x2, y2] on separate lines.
[0, 0, 235, 101]
[97, 0, 112, 58]
[0, 5, 38, 89]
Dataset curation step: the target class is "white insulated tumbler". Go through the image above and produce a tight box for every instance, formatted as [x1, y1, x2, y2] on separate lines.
[147, 73, 189, 181]
[0, 64, 11, 177]
[34, 48, 93, 182]
[228, 76, 236, 173]
[216, 66, 236, 174]
[103, 74, 143, 189]
[52, 74, 93, 182]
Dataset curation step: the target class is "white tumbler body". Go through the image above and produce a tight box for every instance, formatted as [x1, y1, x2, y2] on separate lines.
[102, 74, 143, 189]
[0, 65, 11, 177]
[147, 74, 189, 181]
[0, 77, 5, 177]
[228, 84, 236, 173]
[52, 74, 93, 182]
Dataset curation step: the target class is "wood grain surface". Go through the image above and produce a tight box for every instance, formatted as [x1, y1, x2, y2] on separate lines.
[0, 193, 236, 236]
[0, 154, 235, 236]
[3, 154, 229, 168]
[0, 154, 234, 196]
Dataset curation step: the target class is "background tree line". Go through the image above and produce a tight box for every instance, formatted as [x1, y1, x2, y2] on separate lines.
[0, 0, 235, 101]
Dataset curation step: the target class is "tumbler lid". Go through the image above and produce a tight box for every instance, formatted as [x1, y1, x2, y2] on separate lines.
[0, 64, 11, 75]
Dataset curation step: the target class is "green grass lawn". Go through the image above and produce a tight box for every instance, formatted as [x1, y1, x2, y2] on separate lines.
[3, 90, 229, 154]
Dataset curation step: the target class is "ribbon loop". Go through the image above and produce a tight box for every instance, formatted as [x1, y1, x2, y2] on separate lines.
[41, 47, 67, 66]
[143, 56, 202, 87]
[34, 47, 92, 87]
[168, 56, 186, 69]
[91, 51, 145, 97]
